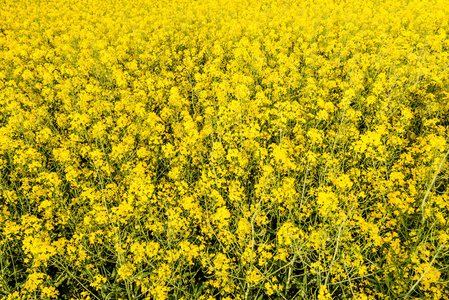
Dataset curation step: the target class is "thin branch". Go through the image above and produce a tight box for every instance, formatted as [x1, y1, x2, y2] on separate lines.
[404, 243, 444, 299]
[421, 148, 449, 223]
[324, 203, 355, 286]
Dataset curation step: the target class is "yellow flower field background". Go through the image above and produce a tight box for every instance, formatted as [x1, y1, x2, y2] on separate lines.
[1, 0, 449, 299]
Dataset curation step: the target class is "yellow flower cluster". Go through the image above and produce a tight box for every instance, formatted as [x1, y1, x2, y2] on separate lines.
[1, 0, 449, 299]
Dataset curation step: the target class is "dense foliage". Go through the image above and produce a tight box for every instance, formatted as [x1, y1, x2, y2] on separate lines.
[1, 0, 449, 299]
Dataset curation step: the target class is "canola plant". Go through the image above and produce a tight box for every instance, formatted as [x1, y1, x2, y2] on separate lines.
[0, 0, 449, 299]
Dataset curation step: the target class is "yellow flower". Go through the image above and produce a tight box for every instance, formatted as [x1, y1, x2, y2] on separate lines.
[117, 261, 135, 281]
[277, 222, 300, 246]
[90, 275, 107, 291]
[317, 191, 338, 217]
[318, 285, 332, 300]
[23, 272, 46, 293]
[247, 268, 263, 285]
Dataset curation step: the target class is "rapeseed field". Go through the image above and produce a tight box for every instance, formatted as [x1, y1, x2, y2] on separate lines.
[1, 0, 449, 299]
